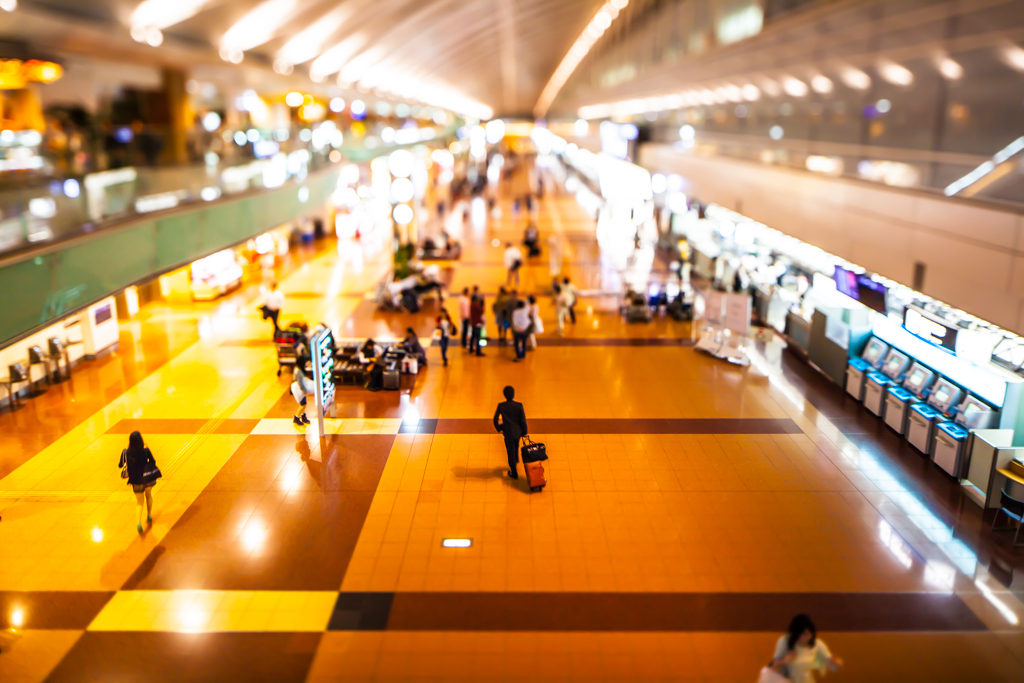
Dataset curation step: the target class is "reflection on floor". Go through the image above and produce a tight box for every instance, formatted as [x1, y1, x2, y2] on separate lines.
[0, 184, 1021, 682]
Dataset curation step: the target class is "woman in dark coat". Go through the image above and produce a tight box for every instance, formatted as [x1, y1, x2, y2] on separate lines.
[124, 431, 158, 533]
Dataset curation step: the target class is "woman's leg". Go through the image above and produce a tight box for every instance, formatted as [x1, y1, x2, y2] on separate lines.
[440, 336, 449, 364]
[135, 491, 146, 531]
[145, 487, 154, 522]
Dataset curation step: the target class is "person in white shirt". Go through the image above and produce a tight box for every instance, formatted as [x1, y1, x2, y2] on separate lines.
[769, 614, 842, 683]
[457, 287, 472, 349]
[504, 242, 523, 286]
[553, 284, 573, 336]
[261, 282, 285, 330]
[510, 300, 532, 361]
[562, 277, 579, 324]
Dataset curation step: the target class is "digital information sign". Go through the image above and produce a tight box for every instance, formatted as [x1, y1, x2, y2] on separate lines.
[311, 328, 335, 439]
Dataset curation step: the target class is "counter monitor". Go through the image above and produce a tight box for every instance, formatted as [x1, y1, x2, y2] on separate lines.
[927, 378, 963, 415]
[882, 349, 909, 380]
[908, 369, 925, 388]
[862, 338, 888, 367]
[955, 395, 997, 430]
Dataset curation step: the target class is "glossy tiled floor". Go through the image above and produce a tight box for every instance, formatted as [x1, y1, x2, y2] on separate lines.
[0, 173, 1022, 682]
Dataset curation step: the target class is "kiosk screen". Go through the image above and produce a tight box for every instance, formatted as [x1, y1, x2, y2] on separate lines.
[885, 355, 903, 374]
[934, 386, 950, 404]
[907, 369, 925, 389]
[864, 340, 884, 364]
[962, 403, 981, 423]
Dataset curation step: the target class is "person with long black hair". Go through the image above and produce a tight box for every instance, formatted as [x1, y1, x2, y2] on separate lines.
[122, 431, 160, 534]
[769, 614, 843, 682]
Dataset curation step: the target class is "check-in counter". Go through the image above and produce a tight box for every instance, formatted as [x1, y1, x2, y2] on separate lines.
[864, 348, 911, 418]
[884, 362, 936, 434]
[847, 338, 888, 401]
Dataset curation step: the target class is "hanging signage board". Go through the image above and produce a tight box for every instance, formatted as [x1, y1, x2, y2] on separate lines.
[903, 305, 957, 354]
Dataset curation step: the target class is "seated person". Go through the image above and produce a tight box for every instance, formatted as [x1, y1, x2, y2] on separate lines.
[355, 338, 382, 364]
[401, 327, 427, 366]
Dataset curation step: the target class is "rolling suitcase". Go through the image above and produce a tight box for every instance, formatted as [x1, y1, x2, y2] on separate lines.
[521, 437, 548, 492]
[383, 361, 400, 390]
[524, 461, 546, 492]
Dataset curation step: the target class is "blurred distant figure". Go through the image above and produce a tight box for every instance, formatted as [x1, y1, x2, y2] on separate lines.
[505, 242, 523, 286]
[767, 614, 843, 683]
[562, 277, 579, 324]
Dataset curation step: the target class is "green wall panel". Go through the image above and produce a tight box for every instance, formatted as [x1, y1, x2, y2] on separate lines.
[0, 168, 338, 347]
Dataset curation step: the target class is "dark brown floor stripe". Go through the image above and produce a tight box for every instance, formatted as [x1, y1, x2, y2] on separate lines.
[44, 632, 321, 683]
[0, 591, 114, 630]
[382, 592, 986, 632]
[106, 418, 260, 434]
[432, 418, 801, 435]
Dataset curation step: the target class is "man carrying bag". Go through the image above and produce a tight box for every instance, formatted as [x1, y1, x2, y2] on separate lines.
[493, 385, 528, 480]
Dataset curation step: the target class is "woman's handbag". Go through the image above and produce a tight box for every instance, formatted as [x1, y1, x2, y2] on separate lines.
[119, 449, 128, 479]
[141, 463, 162, 486]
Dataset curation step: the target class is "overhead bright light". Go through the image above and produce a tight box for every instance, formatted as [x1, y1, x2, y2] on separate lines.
[574, 119, 589, 136]
[221, 0, 295, 55]
[388, 149, 414, 178]
[1001, 45, 1024, 72]
[938, 56, 963, 80]
[679, 124, 695, 141]
[485, 119, 506, 144]
[10, 607, 24, 628]
[534, 1, 630, 117]
[131, 0, 209, 30]
[876, 98, 892, 114]
[392, 203, 414, 225]
[0, 0, 16, 11]
[350, 99, 366, 116]
[782, 76, 808, 97]
[390, 177, 414, 203]
[810, 75, 833, 94]
[840, 66, 872, 90]
[201, 111, 221, 131]
[285, 91, 304, 107]
[442, 538, 472, 548]
[741, 84, 761, 101]
[878, 60, 914, 86]
[275, 5, 352, 66]
[769, 125, 784, 140]
[90, 527, 104, 543]
[329, 97, 345, 113]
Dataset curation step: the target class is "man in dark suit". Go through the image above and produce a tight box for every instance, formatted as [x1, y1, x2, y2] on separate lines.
[493, 385, 528, 480]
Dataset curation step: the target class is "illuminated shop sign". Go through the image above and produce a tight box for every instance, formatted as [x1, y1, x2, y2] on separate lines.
[0, 59, 63, 89]
[903, 305, 958, 353]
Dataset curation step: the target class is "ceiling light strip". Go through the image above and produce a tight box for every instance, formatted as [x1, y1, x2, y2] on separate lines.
[533, 0, 629, 118]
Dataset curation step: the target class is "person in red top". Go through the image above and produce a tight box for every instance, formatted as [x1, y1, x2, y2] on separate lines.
[469, 293, 486, 356]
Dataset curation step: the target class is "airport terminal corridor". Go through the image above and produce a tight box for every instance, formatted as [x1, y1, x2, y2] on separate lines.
[0, 180, 1020, 683]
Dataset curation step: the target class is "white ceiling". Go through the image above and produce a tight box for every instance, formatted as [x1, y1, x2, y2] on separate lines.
[5, 0, 607, 117]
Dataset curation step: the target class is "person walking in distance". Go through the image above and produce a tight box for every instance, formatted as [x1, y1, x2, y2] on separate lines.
[493, 385, 528, 480]
[553, 284, 572, 337]
[260, 281, 285, 331]
[122, 431, 159, 534]
[469, 293, 486, 356]
[527, 294, 543, 350]
[435, 308, 456, 367]
[492, 287, 509, 345]
[504, 241, 523, 286]
[510, 300, 532, 362]
[457, 287, 472, 349]
[562, 277, 579, 324]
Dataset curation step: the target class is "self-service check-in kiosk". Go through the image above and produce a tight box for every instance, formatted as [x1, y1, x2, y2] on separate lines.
[932, 395, 999, 478]
[846, 338, 888, 401]
[883, 362, 936, 434]
[864, 348, 911, 418]
[907, 378, 963, 456]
